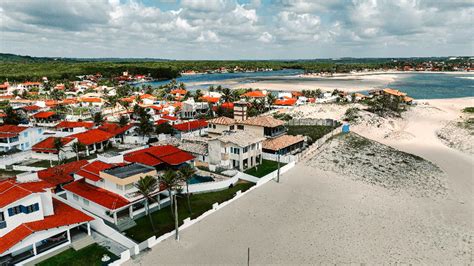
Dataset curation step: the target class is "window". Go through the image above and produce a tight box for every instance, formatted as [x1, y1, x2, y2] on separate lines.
[83, 199, 90, 206]
[125, 183, 134, 190]
[0, 212, 4, 221]
[73, 194, 79, 201]
[230, 125, 235, 130]
[243, 147, 248, 153]
[231, 147, 240, 154]
[7, 203, 39, 216]
[9, 206, 21, 216]
[116, 184, 123, 191]
[213, 124, 216, 129]
[237, 125, 244, 130]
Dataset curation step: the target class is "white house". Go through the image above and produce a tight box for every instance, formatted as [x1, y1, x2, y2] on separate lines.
[208, 130, 265, 171]
[0, 179, 93, 265]
[0, 125, 45, 153]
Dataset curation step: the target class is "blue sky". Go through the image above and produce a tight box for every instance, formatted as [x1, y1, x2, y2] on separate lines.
[0, 0, 472, 59]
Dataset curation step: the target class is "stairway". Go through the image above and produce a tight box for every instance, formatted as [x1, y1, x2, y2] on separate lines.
[71, 235, 95, 251]
[116, 217, 137, 232]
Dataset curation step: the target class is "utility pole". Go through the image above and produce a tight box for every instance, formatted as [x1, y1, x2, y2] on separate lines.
[247, 247, 250, 266]
[277, 149, 281, 183]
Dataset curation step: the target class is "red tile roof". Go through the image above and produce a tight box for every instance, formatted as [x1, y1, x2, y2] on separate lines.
[170, 89, 187, 95]
[56, 121, 94, 129]
[32, 137, 75, 153]
[0, 199, 93, 254]
[70, 129, 114, 146]
[33, 111, 56, 119]
[172, 120, 208, 132]
[0, 180, 53, 208]
[124, 145, 194, 167]
[221, 102, 234, 109]
[76, 160, 115, 182]
[63, 179, 130, 210]
[241, 90, 266, 98]
[37, 160, 89, 186]
[0, 125, 29, 137]
[274, 98, 297, 106]
[98, 123, 133, 137]
[80, 97, 102, 103]
[21, 105, 40, 112]
[161, 115, 178, 121]
[201, 96, 220, 103]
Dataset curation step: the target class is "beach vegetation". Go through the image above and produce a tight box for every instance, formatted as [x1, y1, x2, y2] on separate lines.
[135, 175, 160, 232]
[462, 107, 474, 113]
[124, 182, 254, 242]
[367, 94, 404, 117]
[344, 107, 360, 122]
[287, 125, 336, 145]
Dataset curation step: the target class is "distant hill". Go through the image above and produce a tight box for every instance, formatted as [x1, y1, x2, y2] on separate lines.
[0, 53, 76, 63]
[0, 53, 171, 63]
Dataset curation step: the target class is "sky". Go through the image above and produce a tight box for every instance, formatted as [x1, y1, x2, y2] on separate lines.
[0, 0, 473, 59]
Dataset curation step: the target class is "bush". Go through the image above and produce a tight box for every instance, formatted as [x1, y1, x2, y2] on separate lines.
[344, 107, 360, 122]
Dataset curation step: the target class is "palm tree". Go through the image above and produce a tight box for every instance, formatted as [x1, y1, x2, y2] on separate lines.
[71, 141, 85, 161]
[119, 115, 129, 127]
[221, 88, 232, 102]
[178, 165, 196, 214]
[266, 93, 276, 108]
[135, 175, 159, 232]
[93, 112, 103, 126]
[160, 170, 181, 240]
[53, 138, 64, 163]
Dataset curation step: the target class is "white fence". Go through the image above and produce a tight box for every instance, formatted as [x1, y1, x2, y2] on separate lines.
[262, 152, 297, 164]
[109, 250, 131, 266]
[187, 174, 239, 194]
[300, 126, 342, 161]
[12, 165, 46, 172]
[286, 118, 340, 127]
[0, 150, 32, 167]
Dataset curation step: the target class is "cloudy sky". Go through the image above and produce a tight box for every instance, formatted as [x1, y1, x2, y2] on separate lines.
[0, 0, 472, 59]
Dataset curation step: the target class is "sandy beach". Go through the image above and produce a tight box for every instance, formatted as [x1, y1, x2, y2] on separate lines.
[127, 97, 473, 265]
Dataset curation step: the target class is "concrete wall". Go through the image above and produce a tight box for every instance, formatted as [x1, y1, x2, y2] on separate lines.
[187, 174, 239, 194]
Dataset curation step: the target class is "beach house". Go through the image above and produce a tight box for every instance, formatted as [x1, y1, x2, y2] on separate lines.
[0, 125, 45, 153]
[0, 179, 93, 265]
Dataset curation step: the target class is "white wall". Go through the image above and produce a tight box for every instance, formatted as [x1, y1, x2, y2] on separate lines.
[0, 194, 44, 238]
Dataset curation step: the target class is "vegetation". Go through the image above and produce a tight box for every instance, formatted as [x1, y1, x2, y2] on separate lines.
[71, 142, 86, 161]
[287, 125, 336, 144]
[244, 159, 286, 178]
[159, 170, 181, 240]
[462, 107, 474, 113]
[135, 175, 160, 232]
[273, 113, 293, 121]
[178, 165, 197, 214]
[124, 182, 254, 242]
[37, 243, 118, 266]
[367, 95, 404, 117]
[344, 107, 360, 122]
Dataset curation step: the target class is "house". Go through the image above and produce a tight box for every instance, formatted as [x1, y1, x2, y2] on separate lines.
[31, 137, 77, 162]
[69, 129, 114, 156]
[0, 125, 45, 153]
[172, 120, 208, 137]
[139, 94, 157, 105]
[207, 117, 236, 136]
[63, 161, 169, 228]
[78, 97, 104, 108]
[0, 179, 93, 265]
[123, 145, 195, 170]
[170, 89, 187, 101]
[55, 121, 94, 133]
[98, 123, 135, 144]
[180, 99, 209, 119]
[262, 135, 305, 155]
[241, 90, 266, 99]
[208, 131, 265, 171]
[237, 116, 287, 139]
[32, 111, 61, 127]
[36, 160, 89, 191]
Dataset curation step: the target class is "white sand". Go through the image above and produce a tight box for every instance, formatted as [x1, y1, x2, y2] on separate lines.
[127, 97, 474, 265]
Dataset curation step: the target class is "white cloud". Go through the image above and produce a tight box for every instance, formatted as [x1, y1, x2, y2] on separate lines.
[258, 32, 274, 43]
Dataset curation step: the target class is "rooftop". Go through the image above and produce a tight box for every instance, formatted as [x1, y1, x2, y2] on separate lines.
[263, 135, 305, 151]
[238, 116, 285, 128]
[103, 163, 155, 179]
[208, 116, 235, 125]
[0, 179, 54, 208]
[217, 131, 266, 147]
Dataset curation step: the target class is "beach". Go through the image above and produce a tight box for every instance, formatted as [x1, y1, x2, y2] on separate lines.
[127, 97, 474, 265]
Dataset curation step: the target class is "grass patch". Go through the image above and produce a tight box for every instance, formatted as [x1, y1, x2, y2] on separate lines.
[287, 125, 336, 144]
[124, 182, 254, 242]
[345, 133, 371, 149]
[244, 159, 285, 178]
[37, 243, 118, 266]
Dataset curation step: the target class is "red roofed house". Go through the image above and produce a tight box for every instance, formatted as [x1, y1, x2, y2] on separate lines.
[0, 179, 93, 265]
[55, 121, 94, 133]
[31, 136, 77, 162]
[124, 145, 195, 170]
[0, 125, 45, 153]
[70, 129, 114, 156]
[98, 123, 135, 144]
[172, 120, 208, 137]
[32, 111, 61, 127]
[64, 161, 168, 228]
[241, 90, 266, 98]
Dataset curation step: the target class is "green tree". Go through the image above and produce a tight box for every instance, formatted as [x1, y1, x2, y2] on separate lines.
[178, 165, 196, 214]
[71, 141, 86, 161]
[93, 112, 103, 126]
[4, 106, 21, 125]
[135, 175, 159, 232]
[53, 138, 64, 163]
[118, 115, 129, 127]
[155, 123, 174, 135]
[160, 170, 181, 240]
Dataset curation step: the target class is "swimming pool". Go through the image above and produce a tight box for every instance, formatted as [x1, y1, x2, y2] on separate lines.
[187, 175, 214, 185]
